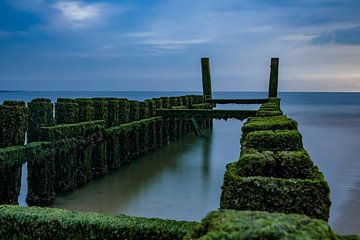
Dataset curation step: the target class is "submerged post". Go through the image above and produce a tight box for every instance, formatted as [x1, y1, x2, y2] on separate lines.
[201, 57, 212, 100]
[268, 58, 279, 98]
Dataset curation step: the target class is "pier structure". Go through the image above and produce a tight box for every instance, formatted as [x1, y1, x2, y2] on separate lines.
[0, 58, 353, 239]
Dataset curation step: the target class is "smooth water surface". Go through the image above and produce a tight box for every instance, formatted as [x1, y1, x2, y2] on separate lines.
[1, 91, 359, 234]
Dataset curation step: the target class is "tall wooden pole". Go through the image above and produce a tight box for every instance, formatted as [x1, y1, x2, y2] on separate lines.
[268, 58, 279, 98]
[201, 57, 212, 100]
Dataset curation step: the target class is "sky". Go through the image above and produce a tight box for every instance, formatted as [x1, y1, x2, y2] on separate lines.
[0, 0, 359, 92]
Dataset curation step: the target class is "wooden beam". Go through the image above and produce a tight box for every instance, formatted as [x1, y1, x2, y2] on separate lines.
[206, 99, 268, 104]
[201, 57, 212, 100]
[157, 109, 257, 120]
[268, 58, 279, 98]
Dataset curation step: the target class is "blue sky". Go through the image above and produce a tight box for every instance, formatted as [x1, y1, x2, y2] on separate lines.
[0, 0, 359, 91]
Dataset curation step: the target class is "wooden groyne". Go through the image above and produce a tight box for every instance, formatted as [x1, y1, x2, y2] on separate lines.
[0, 95, 212, 206]
[0, 58, 358, 239]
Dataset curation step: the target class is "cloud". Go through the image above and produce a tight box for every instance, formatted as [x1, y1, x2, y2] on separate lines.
[52, 1, 108, 29]
[1, 0, 360, 91]
[280, 34, 318, 42]
[55, 1, 101, 21]
[128, 29, 211, 50]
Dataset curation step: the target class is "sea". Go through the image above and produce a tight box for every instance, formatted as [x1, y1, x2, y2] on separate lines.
[0, 91, 359, 235]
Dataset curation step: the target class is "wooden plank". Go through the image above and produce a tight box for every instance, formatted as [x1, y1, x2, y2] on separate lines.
[201, 58, 212, 100]
[268, 58, 279, 98]
[206, 99, 268, 104]
[157, 109, 257, 120]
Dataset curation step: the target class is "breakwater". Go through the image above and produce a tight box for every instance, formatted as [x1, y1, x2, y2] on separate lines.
[0, 95, 212, 206]
[0, 58, 358, 239]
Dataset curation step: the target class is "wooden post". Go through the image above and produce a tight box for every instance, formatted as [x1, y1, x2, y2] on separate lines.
[201, 57, 212, 100]
[268, 58, 279, 98]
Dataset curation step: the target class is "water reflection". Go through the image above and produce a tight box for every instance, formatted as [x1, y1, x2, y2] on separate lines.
[53, 120, 242, 221]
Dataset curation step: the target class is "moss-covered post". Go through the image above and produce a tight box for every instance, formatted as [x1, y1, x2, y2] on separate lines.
[28, 99, 54, 143]
[0, 101, 27, 147]
[55, 99, 79, 124]
[129, 101, 140, 122]
[107, 99, 120, 127]
[268, 58, 279, 98]
[201, 57, 212, 100]
[92, 98, 108, 123]
[26, 142, 55, 206]
[77, 99, 95, 122]
[0, 146, 25, 204]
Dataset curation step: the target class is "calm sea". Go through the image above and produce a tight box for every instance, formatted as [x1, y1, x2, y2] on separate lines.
[1, 91, 359, 235]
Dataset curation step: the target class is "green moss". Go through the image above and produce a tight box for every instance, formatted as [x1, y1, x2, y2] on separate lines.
[55, 99, 80, 124]
[52, 139, 78, 192]
[185, 210, 336, 240]
[256, 110, 283, 117]
[169, 96, 179, 107]
[242, 115, 298, 136]
[3, 100, 26, 107]
[181, 96, 189, 107]
[0, 205, 198, 240]
[107, 99, 120, 127]
[220, 163, 331, 220]
[40, 120, 105, 141]
[237, 149, 320, 179]
[145, 99, 156, 117]
[76, 98, 95, 122]
[0, 146, 26, 204]
[40, 121, 105, 191]
[92, 99, 108, 123]
[129, 100, 140, 122]
[139, 101, 149, 120]
[177, 97, 184, 106]
[152, 98, 162, 111]
[26, 142, 55, 205]
[160, 118, 169, 146]
[242, 130, 303, 151]
[117, 99, 130, 124]
[255, 99, 283, 117]
[147, 119, 157, 151]
[168, 118, 178, 141]
[161, 97, 171, 108]
[105, 117, 162, 164]
[186, 95, 194, 107]
[0, 103, 27, 147]
[191, 95, 205, 104]
[28, 99, 54, 142]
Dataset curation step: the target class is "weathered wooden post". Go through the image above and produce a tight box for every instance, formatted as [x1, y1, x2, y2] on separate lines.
[268, 58, 279, 98]
[201, 57, 212, 100]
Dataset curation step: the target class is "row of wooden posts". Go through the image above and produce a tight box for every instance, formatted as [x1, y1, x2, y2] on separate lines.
[200, 57, 279, 100]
